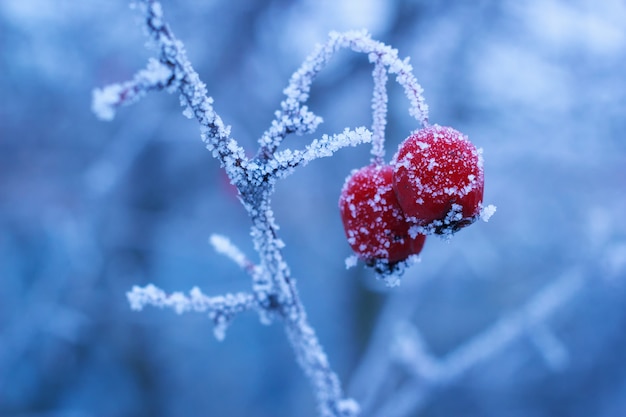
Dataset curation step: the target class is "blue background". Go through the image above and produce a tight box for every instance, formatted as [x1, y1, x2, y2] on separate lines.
[1, 1, 626, 416]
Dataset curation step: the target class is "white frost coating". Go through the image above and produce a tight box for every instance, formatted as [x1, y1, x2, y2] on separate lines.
[385, 274, 401, 287]
[127, 284, 161, 311]
[143, 58, 172, 85]
[92, 84, 124, 121]
[270, 127, 372, 179]
[91, 58, 173, 121]
[182, 105, 194, 119]
[408, 225, 422, 240]
[481, 204, 497, 222]
[337, 399, 361, 416]
[370, 59, 388, 161]
[345, 255, 359, 269]
[127, 284, 257, 340]
[127, 284, 256, 314]
[210, 234, 249, 269]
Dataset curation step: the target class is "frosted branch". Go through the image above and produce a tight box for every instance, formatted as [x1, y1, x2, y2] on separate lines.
[285, 316, 360, 417]
[268, 127, 372, 179]
[370, 58, 388, 162]
[92, 58, 174, 121]
[259, 30, 428, 157]
[94, 0, 248, 184]
[258, 106, 324, 159]
[127, 284, 258, 341]
[209, 234, 257, 274]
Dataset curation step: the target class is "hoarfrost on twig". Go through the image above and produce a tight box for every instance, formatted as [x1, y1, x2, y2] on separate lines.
[209, 234, 256, 273]
[127, 284, 256, 315]
[269, 127, 373, 179]
[258, 29, 429, 160]
[91, 58, 173, 121]
[370, 58, 388, 162]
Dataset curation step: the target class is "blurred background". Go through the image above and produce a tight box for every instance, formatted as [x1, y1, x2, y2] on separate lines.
[1, 0, 626, 416]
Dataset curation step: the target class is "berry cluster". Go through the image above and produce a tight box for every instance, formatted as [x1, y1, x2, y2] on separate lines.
[339, 124, 484, 273]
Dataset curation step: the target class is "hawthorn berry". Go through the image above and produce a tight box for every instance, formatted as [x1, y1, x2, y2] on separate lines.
[339, 164, 426, 269]
[392, 124, 484, 235]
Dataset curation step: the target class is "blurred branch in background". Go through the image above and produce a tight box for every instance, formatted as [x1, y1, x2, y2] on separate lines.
[359, 270, 583, 417]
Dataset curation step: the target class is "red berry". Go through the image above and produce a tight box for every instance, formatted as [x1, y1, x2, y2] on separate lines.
[339, 164, 426, 267]
[392, 125, 484, 234]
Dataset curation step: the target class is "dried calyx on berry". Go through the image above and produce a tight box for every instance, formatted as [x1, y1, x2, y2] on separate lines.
[339, 163, 426, 277]
[392, 124, 485, 236]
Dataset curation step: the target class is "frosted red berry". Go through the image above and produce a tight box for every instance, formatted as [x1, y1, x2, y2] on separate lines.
[392, 125, 484, 234]
[339, 164, 426, 267]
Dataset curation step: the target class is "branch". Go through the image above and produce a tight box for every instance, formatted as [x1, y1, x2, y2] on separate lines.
[93, 0, 249, 185]
[127, 284, 258, 341]
[258, 30, 428, 158]
[267, 127, 373, 180]
[209, 234, 258, 275]
[284, 308, 360, 417]
[370, 57, 388, 163]
[92, 58, 174, 121]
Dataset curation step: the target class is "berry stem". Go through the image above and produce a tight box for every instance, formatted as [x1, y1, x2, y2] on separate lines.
[370, 56, 388, 164]
[256, 30, 429, 161]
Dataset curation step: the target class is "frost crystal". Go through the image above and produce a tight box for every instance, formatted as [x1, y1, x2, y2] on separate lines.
[91, 58, 173, 121]
[345, 255, 359, 269]
[92, 84, 124, 121]
[481, 204, 497, 222]
[209, 234, 249, 270]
